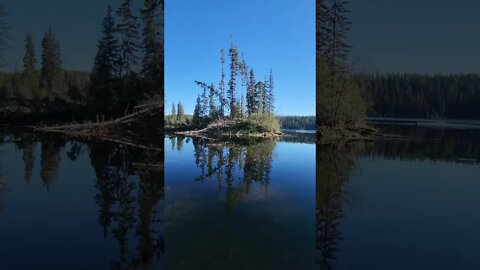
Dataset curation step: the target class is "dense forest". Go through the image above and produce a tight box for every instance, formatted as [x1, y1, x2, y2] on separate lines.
[170, 42, 279, 133]
[359, 73, 480, 119]
[278, 116, 315, 130]
[0, 0, 164, 123]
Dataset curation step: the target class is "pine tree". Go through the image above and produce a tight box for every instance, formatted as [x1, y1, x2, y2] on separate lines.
[326, 0, 351, 72]
[90, 6, 121, 113]
[177, 102, 185, 123]
[22, 32, 38, 99]
[209, 82, 216, 118]
[228, 42, 239, 118]
[140, 0, 164, 97]
[267, 69, 275, 114]
[201, 86, 208, 117]
[192, 94, 201, 127]
[116, 0, 140, 78]
[240, 94, 245, 118]
[41, 27, 63, 98]
[246, 68, 256, 116]
[218, 49, 226, 117]
[171, 102, 176, 117]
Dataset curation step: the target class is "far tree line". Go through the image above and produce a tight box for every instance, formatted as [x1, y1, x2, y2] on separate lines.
[0, 0, 164, 121]
[359, 73, 480, 119]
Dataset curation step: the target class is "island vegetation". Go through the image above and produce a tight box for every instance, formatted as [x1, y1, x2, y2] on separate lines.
[166, 42, 280, 138]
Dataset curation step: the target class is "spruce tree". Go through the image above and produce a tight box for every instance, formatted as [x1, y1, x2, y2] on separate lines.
[22, 32, 38, 99]
[267, 69, 275, 114]
[201, 86, 208, 117]
[171, 102, 176, 117]
[116, 0, 140, 78]
[326, 0, 351, 72]
[140, 0, 164, 98]
[209, 82, 216, 118]
[90, 6, 120, 113]
[246, 68, 256, 116]
[192, 94, 201, 127]
[218, 49, 226, 117]
[41, 27, 63, 98]
[228, 42, 239, 118]
[177, 102, 185, 123]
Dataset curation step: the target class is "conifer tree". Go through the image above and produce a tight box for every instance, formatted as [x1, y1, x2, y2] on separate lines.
[192, 94, 201, 127]
[246, 69, 256, 116]
[209, 82, 216, 118]
[116, 0, 140, 78]
[41, 27, 63, 98]
[171, 102, 176, 117]
[140, 0, 164, 97]
[228, 42, 239, 118]
[201, 86, 208, 117]
[177, 102, 185, 123]
[267, 69, 275, 114]
[218, 49, 226, 117]
[22, 32, 38, 99]
[90, 6, 121, 113]
[326, 0, 351, 72]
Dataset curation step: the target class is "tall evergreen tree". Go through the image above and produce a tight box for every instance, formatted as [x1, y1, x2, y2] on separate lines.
[246, 68, 256, 116]
[22, 32, 38, 99]
[267, 69, 275, 114]
[228, 42, 239, 118]
[192, 94, 201, 126]
[326, 0, 351, 72]
[209, 82, 216, 118]
[177, 102, 185, 123]
[201, 86, 208, 117]
[140, 0, 164, 98]
[219, 49, 226, 117]
[116, 0, 140, 78]
[90, 6, 121, 113]
[171, 102, 176, 117]
[41, 27, 63, 98]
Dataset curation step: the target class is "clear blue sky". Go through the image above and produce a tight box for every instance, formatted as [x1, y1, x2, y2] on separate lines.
[165, 0, 315, 116]
[3, 0, 124, 72]
[349, 0, 480, 74]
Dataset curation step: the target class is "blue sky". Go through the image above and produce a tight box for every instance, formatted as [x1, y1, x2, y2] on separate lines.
[349, 0, 480, 74]
[165, 0, 315, 116]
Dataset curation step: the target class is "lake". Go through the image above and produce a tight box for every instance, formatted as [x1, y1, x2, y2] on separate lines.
[317, 126, 480, 269]
[1, 127, 479, 269]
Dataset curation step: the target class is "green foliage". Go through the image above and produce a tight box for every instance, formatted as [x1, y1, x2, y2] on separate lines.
[243, 113, 280, 133]
[360, 73, 480, 119]
[278, 116, 315, 130]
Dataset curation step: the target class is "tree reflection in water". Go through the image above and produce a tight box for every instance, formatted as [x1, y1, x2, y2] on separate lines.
[170, 136, 277, 211]
[89, 142, 164, 269]
[316, 142, 364, 269]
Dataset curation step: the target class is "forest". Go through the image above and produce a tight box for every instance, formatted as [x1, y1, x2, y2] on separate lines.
[168, 42, 280, 134]
[0, 0, 163, 124]
[359, 73, 480, 119]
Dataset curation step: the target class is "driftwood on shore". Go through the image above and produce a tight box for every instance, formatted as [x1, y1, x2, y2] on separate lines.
[173, 119, 282, 139]
[33, 101, 163, 151]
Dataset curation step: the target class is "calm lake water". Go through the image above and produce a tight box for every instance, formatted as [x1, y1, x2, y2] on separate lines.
[1, 127, 479, 269]
[317, 126, 480, 270]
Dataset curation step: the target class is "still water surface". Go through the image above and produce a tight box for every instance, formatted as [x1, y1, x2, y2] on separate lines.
[0, 127, 479, 269]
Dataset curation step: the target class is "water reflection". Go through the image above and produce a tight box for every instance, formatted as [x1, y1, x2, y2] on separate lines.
[315, 126, 480, 269]
[166, 135, 316, 269]
[0, 131, 164, 269]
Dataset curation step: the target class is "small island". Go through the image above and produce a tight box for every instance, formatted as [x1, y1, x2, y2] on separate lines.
[165, 42, 281, 138]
